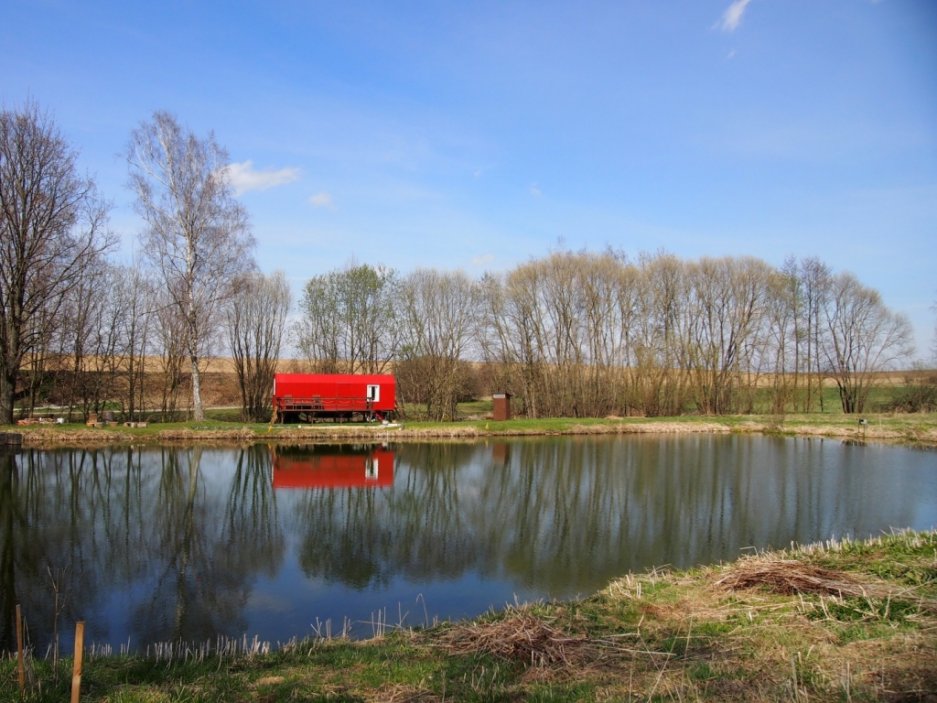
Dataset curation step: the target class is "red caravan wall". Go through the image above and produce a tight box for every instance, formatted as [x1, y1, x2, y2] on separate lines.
[272, 374, 397, 416]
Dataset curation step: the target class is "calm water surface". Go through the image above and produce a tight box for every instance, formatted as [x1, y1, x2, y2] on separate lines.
[1, 435, 935, 652]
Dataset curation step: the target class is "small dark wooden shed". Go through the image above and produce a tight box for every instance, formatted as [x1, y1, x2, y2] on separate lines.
[492, 393, 512, 421]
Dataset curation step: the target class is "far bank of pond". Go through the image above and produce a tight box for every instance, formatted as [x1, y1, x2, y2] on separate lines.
[8, 412, 937, 448]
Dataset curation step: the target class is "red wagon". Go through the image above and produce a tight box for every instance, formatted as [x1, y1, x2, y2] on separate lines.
[272, 373, 397, 423]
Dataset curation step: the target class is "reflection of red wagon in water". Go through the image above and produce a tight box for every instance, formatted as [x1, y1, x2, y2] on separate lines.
[272, 374, 397, 423]
[271, 446, 395, 488]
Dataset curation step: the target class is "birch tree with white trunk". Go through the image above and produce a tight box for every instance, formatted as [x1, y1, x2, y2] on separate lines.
[127, 111, 254, 420]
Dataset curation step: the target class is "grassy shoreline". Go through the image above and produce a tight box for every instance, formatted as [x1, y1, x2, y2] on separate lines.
[5, 411, 937, 448]
[3, 529, 936, 702]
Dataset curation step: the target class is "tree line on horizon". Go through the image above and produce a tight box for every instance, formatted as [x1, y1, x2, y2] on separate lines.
[296, 253, 916, 420]
[0, 103, 924, 425]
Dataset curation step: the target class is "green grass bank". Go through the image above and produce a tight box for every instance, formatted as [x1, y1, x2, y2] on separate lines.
[3, 529, 936, 702]
[7, 410, 937, 448]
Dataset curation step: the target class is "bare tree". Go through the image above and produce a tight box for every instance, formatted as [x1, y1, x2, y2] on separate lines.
[153, 292, 187, 418]
[295, 264, 399, 374]
[58, 256, 118, 418]
[21, 293, 57, 418]
[762, 264, 799, 413]
[797, 258, 832, 411]
[478, 269, 545, 417]
[484, 250, 640, 418]
[0, 103, 113, 424]
[46, 261, 157, 421]
[55, 257, 98, 414]
[632, 252, 693, 416]
[398, 269, 480, 420]
[820, 272, 913, 413]
[478, 264, 547, 417]
[113, 264, 157, 421]
[226, 271, 291, 421]
[127, 111, 255, 420]
[685, 257, 770, 414]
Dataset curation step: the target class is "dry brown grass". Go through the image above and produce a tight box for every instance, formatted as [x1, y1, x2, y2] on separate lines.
[569, 420, 733, 435]
[589, 535, 937, 702]
[714, 559, 874, 598]
[435, 607, 593, 668]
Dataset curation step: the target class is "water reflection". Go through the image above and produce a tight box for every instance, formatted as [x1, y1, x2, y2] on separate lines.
[272, 445, 394, 488]
[1, 448, 20, 652]
[1, 436, 935, 652]
[129, 445, 284, 646]
[0, 445, 284, 651]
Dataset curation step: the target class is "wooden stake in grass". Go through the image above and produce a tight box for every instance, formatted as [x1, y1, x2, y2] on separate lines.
[71, 620, 85, 703]
[15, 604, 25, 694]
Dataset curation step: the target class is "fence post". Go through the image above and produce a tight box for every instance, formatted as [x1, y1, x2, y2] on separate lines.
[15, 604, 25, 694]
[71, 620, 85, 703]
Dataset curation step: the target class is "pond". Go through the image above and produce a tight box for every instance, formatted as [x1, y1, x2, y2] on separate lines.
[1, 435, 935, 653]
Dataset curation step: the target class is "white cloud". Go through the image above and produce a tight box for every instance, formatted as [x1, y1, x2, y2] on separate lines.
[309, 192, 335, 208]
[470, 253, 496, 267]
[718, 0, 751, 32]
[529, 183, 543, 197]
[222, 160, 300, 195]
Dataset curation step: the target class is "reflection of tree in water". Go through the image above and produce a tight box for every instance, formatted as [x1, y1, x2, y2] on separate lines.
[0, 447, 132, 652]
[0, 448, 21, 651]
[296, 441, 639, 590]
[224, 445, 283, 579]
[465, 437, 861, 590]
[508, 437, 915, 587]
[295, 443, 485, 587]
[1, 445, 284, 652]
[292, 437, 899, 596]
[131, 445, 284, 644]
[297, 489, 388, 589]
[290, 441, 650, 590]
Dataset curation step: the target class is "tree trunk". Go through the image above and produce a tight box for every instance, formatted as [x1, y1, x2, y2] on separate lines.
[190, 354, 204, 421]
[0, 370, 15, 425]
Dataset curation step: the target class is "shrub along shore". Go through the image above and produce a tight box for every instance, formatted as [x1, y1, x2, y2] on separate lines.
[2, 530, 936, 702]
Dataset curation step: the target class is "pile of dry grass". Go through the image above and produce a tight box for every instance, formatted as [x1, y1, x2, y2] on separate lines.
[435, 609, 591, 667]
[715, 559, 870, 597]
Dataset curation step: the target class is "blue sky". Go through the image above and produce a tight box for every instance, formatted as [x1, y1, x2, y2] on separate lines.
[3, 0, 936, 358]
